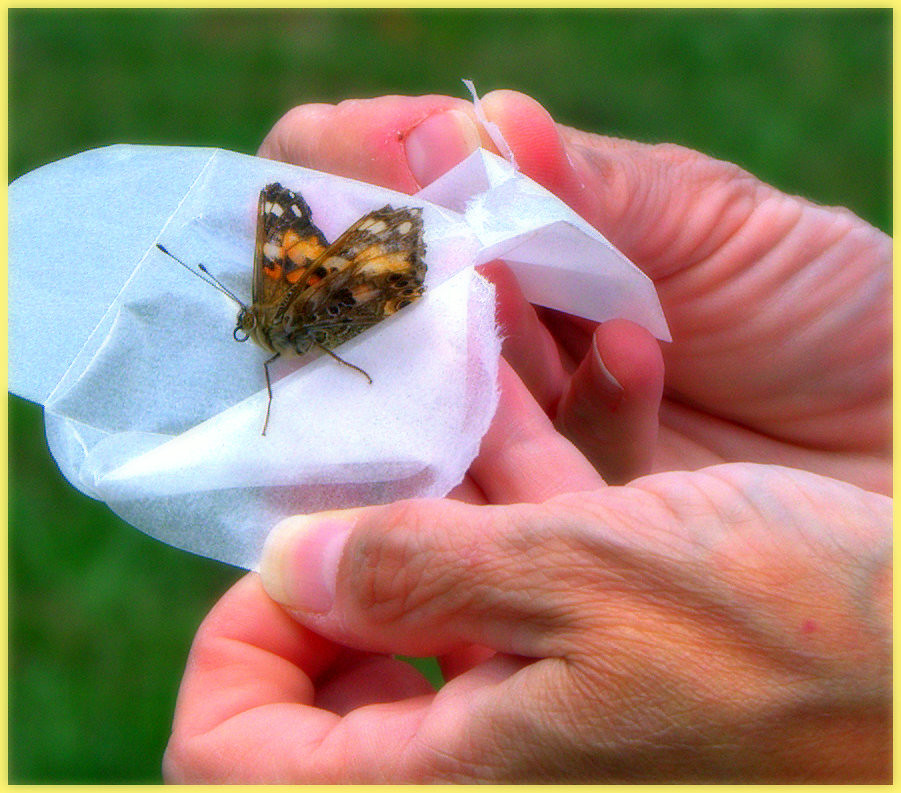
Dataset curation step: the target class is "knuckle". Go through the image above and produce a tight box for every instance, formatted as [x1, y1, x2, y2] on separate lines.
[650, 140, 756, 189]
[649, 140, 707, 166]
[342, 501, 528, 631]
[343, 500, 451, 626]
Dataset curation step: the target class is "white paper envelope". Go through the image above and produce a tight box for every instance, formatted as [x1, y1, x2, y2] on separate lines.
[9, 144, 668, 569]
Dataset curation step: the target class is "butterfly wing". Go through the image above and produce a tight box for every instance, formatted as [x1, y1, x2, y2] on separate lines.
[252, 183, 330, 309]
[272, 204, 427, 354]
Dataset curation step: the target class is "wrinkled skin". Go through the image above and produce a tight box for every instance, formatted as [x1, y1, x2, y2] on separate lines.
[164, 91, 891, 783]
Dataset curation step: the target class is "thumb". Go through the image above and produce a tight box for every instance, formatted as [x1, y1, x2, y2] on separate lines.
[257, 94, 487, 193]
[259, 497, 587, 659]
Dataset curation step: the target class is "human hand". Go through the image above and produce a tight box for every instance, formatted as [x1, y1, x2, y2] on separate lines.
[163, 91, 891, 783]
[257, 91, 891, 492]
[165, 367, 891, 782]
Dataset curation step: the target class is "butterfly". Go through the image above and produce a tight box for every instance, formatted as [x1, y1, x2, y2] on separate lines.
[157, 182, 427, 434]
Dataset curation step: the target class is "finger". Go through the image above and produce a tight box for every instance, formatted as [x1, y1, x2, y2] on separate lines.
[258, 94, 491, 192]
[536, 306, 598, 367]
[170, 577, 569, 783]
[478, 261, 570, 411]
[170, 573, 339, 740]
[166, 573, 439, 783]
[259, 495, 594, 660]
[314, 653, 435, 716]
[555, 320, 664, 484]
[168, 575, 430, 729]
[446, 328, 603, 506]
[476, 89, 585, 206]
[469, 358, 605, 503]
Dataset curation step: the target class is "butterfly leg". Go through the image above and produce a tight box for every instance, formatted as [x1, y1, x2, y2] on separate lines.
[316, 343, 373, 385]
[261, 352, 281, 435]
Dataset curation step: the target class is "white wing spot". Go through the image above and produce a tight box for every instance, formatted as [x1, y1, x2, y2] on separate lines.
[350, 283, 379, 303]
[397, 221, 412, 235]
[364, 219, 387, 234]
[263, 242, 281, 260]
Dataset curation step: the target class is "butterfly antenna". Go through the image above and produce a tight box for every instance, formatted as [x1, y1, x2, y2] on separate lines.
[156, 243, 246, 308]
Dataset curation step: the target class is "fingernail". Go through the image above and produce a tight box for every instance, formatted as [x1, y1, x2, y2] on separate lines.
[260, 510, 358, 614]
[591, 337, 625, 410]
[405, 109, 481, 187]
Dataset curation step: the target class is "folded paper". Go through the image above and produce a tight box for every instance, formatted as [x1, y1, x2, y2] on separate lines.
[9, 144, 669, 569]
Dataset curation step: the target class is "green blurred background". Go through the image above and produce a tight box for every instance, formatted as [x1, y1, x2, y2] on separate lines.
[9, 8, 890, 783]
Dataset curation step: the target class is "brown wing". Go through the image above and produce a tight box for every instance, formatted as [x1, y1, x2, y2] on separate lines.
[271, 204, 427, 354]
[252, 183, 330, 309]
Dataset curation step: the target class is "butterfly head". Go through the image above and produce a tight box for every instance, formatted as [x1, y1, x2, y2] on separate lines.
[234, 306, 257, 342]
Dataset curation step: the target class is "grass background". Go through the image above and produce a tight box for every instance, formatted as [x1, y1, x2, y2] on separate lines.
[9, 8, 891, 783]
